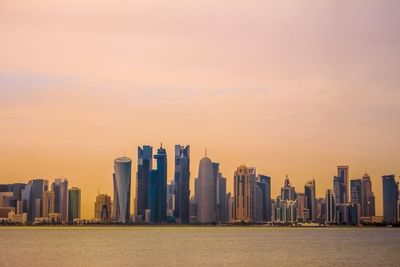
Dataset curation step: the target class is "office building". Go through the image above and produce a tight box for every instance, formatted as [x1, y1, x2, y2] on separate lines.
[149, 145, 167, 223]
[361, 173, 375, 217]
[325, 189, 336, 224]
[23, 179, 49, 222]
[382, 175, 398, 224]
[42, 191, 55, 218]
[113, 157, 132, 223]
[68, 187, 81, 223]
[257, 175, 271, 222]
[197, 156, 216, 223]
[94, 193, 112, 222]
[136, 146, 153, 222]
[234, 165, 254, 223]
[174, 145, 190, 224]
[350, 179, 362, 206]
[304, 179, 316, 222]
[52, 178, 69, 223]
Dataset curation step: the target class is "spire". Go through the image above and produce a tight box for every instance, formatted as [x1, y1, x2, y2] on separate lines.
[205, 147, 207, 157]
[160, 142, 163, 149]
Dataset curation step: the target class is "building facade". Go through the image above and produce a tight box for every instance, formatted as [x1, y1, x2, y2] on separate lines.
[136, 146, 153, 222]
[382, 175, 398, 224]
[197, 156, 216, 223]
[113, 157, 132, 223]
[174, 145, 190, 224]
[52, 178, 69, 223]
[149, 145, 167, 224]
[68, 187, 81, 223]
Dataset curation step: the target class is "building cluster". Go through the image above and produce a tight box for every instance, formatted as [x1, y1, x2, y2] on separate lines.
[0, 179, 81, 225]
[2, 144, 400, 226]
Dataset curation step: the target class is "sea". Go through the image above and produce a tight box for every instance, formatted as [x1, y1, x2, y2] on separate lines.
[0, 226, 399, 266]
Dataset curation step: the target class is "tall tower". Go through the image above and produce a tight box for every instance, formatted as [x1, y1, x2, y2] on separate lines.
[337, 166, 349, 203]
[42, 190, 55, 218]
[325, 189, 336, 224]
[23, 179, 49, 222]
[304, 179, 316, 222]
[149, 145, 167, 223]
[52, 178, 68, 223]
[257, 175, 271, 222]
[361, 173, 375, 217]
[234, 165, 254, 223]
[113, 157, 132, 223]
[136, 145, 153, 221]
[174, 145, 190, 224]
[68, 187, 81, 223]
[382, 175, 398, 224]
[197, 156, 216, 223]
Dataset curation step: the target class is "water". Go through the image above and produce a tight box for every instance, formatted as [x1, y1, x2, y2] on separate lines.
[0, 227, 399, 266]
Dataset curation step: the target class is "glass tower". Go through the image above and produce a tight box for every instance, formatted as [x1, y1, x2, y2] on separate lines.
[174, 145, 190, 224]
[136, 146, 153, 221]
[113, 157, 132, 223]
[149, 145, 167, 224]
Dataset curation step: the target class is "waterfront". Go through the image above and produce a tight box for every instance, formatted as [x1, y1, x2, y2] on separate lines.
[1, 227, 399, 266]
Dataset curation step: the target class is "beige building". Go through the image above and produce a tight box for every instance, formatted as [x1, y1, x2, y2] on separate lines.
[42, 191, 55, 218]
[234, 165, 255, 223]
[94, 194, 112, 222]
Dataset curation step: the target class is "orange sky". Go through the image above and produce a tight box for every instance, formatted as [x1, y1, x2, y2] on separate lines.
[1, 1, 399, 219]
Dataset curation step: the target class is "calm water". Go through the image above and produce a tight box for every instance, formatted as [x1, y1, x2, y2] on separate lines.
[0, 227, 399, 266]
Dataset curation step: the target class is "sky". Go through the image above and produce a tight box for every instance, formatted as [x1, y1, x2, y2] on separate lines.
[0, 0, 399, 219]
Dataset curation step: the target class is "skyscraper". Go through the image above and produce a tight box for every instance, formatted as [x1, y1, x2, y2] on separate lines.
[234, 165, 254, 223]
[361, 173, 375, 217]
[94, 193, 112, 222]
[149, 145, 167, 224]
[23, 179, 49, 222]
[296, 193, 305, 222]
[136, 145, 153, 222]
[52, 178, 69, 223]
[217, 174, 227, 223]
[337, 166, 349, 203]
[68, 187, 81, 223]
[304, 179, 316, 222]
[350, 179, 362, 206]
[325, 189, 336, 224]
[197, 156, 216, 223]
[382, 175, 398, 224]
[42, 191, 55, 218]
[113, 157, 132, 223]
[174, 145, 190, 224]
[256, 175, 271, 222]
[281, 175, 296, 201]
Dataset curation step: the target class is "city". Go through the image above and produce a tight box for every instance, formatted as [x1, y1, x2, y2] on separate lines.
[1, 144, 399, 227]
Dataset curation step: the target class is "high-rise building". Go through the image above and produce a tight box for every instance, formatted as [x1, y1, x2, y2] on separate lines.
[149, 145, 167, 224]
[350, 179, 362, 206]
[227, 193, 235, 223]
[325, 189, 336, 224]
[304, 179, 316, 222]
[337, 166, 349, 203]
[361, 173, 375, 217]
[281, 175, 296, 201]
[23, 179, 49, 222]
[167, 181, 175, 217]
[42, 191, 55, 218]
[197, 156, 216, 223]
[136, 146, 153, 222]
[94, 193, 112, 222]
[68, 187, 81, 223]
[174, 145, 190, 224]
[234, 165, 254, 223]
[382, 175, 398, 224]
[217, 173, 227, 224]
[296, 193, 305, 222]
[113, 157, 132, 223]
[256, 175, 272, 222]
[52, 178, 69, 223]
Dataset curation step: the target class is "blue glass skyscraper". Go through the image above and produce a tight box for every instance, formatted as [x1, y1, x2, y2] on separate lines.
[173, 145, 190, 224]
[382, 175, 398, 224]
[136, 146, 153, 221]
[150, 145, 167, 224]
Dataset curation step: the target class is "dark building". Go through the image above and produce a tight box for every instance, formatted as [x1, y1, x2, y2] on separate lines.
[218, 175, 227, 223]
[257, 175, 272, 222]
[136, 145, 153, 221]
[23, 179, 49, 222]
[174, 145, 190, 224]
[149, 145, 167, 223]
[361, 173, 375, 217]
[350, 179, 362, 206]
[382, 175, 398, 224]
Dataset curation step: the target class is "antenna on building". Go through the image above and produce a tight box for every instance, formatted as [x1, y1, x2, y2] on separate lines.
[161, 142, 163, 149]
[205, 147, 207, 157]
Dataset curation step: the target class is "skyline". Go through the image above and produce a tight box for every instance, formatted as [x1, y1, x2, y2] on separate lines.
[1, 1, 400, 219]
[1, 143, 397, 220]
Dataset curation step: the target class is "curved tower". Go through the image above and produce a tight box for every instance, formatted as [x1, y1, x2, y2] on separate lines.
[113, 157, 132, 223]
[197, 157, 216, 223]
